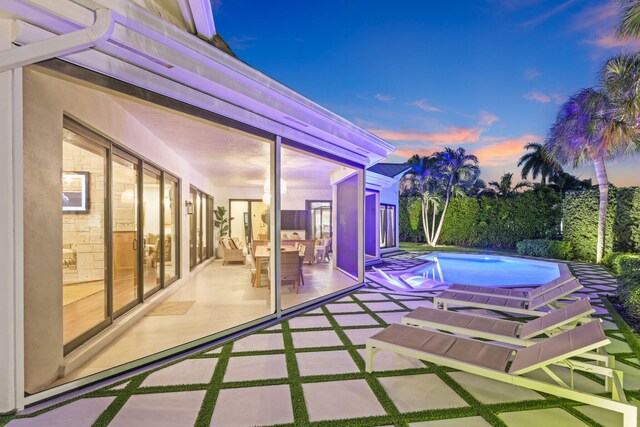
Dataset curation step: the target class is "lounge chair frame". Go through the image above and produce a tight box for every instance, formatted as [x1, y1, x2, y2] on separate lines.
[447, 263, 575, 301]
[366, 327, 636, 427]
[401, 300, 595, 346]
[434, 280, 583, 317]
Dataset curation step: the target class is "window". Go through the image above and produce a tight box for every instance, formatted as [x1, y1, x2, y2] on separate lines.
[380, 204, 396, 249]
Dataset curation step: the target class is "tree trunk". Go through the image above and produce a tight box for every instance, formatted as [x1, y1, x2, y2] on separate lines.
[593, 156, 609, 264]
[431, 175, 455, 246]
[430, 199, 437, 245]
[421, 196, 431, 246]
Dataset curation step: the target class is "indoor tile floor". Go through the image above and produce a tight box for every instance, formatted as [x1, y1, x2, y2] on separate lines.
[3, 254, 639, 427]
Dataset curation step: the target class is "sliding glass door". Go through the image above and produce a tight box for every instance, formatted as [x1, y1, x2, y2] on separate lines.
[112, 150, 140, 316]
[164, 175, 179, 285]
[143, 166, 162, 297]
[62, 128, 109, 348]
[61, 118, 181, 353]
[190, 186, 213, 269]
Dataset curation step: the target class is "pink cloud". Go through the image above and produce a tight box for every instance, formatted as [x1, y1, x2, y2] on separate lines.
[409, 99, 442, 112]
[473, 135, 541, 166]
[521, 0, 577, 28]
[479, 111, 499, 126]
[524, 91, 551, 103]
[584, 33, 640, 49]
[370, 127, 482, 145]
[572, 1, 618, 30]
[375, 93, 395, 102]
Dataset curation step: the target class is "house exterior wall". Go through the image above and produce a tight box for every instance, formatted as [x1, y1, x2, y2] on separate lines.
[22, 67, 210, 393]
[1, 0, 392, 409]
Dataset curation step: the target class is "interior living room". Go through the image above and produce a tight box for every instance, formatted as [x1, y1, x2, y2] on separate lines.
[23, 63, 364, 394]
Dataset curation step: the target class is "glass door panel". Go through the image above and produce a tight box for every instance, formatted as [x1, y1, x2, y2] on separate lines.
[62, 129, 108, 346]
[143, 167, 161, 296]
[112, 152, 140, 315]
[189, 187, 197, 269]
[164, 176, 178, 284]
[196, 192, 202, 264]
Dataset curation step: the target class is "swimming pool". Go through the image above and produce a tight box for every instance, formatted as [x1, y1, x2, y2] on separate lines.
[416, 253, 560, 287]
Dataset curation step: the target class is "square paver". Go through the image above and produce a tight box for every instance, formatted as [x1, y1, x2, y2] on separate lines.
[233, 332, 284, 352]
[333, 313, 379, 327]
[448, 371, 543, 404]
[303, 379, 386, 421]
[364, 301, 404, 312]
[205, 346, 222, 355]
[296, 350, 359, 376]
[376, 311, 409, 325]
[343, 327, 384, 346]
[224, 354, 288, 382]
[575, 404, 638, 427]
[357, 348, 426, 371]
[409, 417, 491, 427]
[6, 398, 115, 427]
[353, 293, 390, 301]
[379, 374, 468, 412]
[288, 315, 332, 329]
[210, 384, 293, 426]
[110, 391, 205, 427]
[292, 330, 343, 348]
[499, 408, 588, 427]
[141, 359, 217, 387]
[326, 303, 364, 313]
[398, 300, 433, 310]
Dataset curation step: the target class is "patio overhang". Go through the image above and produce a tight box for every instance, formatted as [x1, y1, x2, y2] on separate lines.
[1, 0, 395, 166]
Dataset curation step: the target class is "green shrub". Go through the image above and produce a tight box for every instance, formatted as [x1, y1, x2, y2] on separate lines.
[607, 252, 640, 318]
[563, 187, 640, 262]
[516, 239, 573, 260]
[437, 188, 562, 249]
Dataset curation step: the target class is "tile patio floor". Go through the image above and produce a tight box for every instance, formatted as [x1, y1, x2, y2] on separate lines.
[2, 253, 639, 427]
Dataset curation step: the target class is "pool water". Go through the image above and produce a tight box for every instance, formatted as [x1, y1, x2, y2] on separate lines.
[416, 253, 559, 287]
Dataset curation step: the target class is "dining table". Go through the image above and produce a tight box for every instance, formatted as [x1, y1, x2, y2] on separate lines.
[253, 245, 301, 288]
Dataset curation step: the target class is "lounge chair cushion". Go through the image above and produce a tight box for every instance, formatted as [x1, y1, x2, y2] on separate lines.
[404, 307, 521, 338]
[520, 298, 593, 339]
[447, 284, 529, 299]
[528, 279, 581, 309]
[437, 291, 530, 310]
[369, 324, 513, 371]
[509, 320, 607, 375]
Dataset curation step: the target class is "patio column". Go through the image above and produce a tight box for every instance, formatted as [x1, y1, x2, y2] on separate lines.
[0, 18, 23, 413]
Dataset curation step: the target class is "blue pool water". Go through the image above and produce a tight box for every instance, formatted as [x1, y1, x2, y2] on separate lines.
[416, 253, 560, 287]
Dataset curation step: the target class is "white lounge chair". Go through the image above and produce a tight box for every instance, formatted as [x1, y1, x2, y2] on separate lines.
[447, 263, 575, 300]
[402, 298, 595, 346]
[366, 321, 636, 427]
[434, 279, 583, 316]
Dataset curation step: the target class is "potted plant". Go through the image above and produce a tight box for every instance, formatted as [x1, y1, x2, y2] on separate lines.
[214, 206, 233, 258]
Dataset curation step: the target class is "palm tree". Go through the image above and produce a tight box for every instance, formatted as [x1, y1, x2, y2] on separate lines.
[545, 81, 639, 263]
[517, 142, 562, 185]
[430, 147, 480, 246]
[616, 0, 640, 39]
[402, 155, 441, 246]
[548, 172, 592, 196]
[487, 173, 531, 197]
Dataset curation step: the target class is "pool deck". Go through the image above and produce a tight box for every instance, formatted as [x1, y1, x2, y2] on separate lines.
[2, 253, 638, 427]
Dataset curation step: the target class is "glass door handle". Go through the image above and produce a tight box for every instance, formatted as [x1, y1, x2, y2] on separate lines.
[133, 238, 138, 251]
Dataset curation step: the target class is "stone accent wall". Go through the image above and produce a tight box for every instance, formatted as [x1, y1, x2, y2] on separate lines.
[62, 135, 106, 284]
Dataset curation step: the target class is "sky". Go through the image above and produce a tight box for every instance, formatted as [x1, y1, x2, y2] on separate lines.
[214, 0, 639, 186]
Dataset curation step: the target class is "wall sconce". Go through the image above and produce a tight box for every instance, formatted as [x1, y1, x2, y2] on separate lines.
[185, 200, 194, 215]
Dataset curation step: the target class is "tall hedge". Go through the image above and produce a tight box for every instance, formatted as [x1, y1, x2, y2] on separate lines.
[400, 188, 562, 249]
[563, 187, 640, 262]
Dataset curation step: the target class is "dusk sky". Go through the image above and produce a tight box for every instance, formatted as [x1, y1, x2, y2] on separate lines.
[215, 0, 639, 186]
